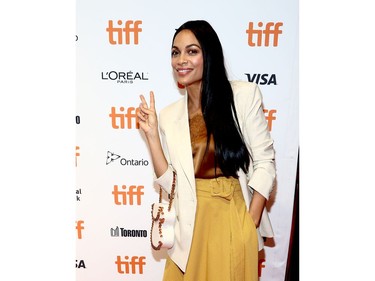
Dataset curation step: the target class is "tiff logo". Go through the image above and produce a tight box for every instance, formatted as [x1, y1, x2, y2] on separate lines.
[246, 22, 283, 47]
[263, 109, 277, 131]
[75, 146, 80, 167]
[112, 185, 144, 205]
[258, 258, 266, 277]
[115, 256, 146, 274]
[106, 20, 142, 45]
[76, 220, 84, 239]
[109, 106, 140, 129]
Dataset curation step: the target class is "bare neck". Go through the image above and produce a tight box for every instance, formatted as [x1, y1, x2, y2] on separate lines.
[187, 84, 202, 117]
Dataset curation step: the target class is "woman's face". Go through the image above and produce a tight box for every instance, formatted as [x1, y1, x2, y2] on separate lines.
[171, 29, 203, 89]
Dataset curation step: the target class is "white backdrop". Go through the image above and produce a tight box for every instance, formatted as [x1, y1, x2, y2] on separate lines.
[76, 0, 298, 280]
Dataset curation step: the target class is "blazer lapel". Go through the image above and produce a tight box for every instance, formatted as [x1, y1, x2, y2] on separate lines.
[173, 93, 196, 195]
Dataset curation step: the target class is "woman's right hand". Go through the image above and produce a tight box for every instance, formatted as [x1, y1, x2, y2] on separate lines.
[138, 91, 168, 177]
[138, 91, 159, 139]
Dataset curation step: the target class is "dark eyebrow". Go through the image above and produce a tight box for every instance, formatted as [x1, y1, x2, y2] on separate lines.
[171, 44, 201, 50]
[186, 44, 201, 49]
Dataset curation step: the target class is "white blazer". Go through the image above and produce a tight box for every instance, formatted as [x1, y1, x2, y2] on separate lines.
[155, 81, 276, 272]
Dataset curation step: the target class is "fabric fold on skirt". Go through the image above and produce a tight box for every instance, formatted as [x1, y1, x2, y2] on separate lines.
[163, 176, 259, 281]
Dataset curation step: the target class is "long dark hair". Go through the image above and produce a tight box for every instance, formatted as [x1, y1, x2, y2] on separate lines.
[173, 20, 250, 177]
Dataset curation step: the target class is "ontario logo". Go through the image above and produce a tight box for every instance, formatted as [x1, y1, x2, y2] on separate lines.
[106, 151, 149, 166]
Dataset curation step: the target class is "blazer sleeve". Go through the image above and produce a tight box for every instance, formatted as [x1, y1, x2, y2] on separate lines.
[153, 111, 175, 195]
[236, 82, 276, 200]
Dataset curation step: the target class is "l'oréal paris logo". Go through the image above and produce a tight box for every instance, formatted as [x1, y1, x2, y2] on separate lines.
[101, 71, 149, 84]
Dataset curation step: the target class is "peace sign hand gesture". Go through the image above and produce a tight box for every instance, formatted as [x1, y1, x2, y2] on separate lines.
[137, 91, 168, 177]
[138, 91, 159, 140]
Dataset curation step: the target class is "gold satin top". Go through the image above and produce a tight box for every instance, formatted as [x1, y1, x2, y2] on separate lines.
[189, 111, 224, 179]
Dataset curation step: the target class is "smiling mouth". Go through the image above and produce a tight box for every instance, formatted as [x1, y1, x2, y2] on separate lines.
[176, 68, 192, 74]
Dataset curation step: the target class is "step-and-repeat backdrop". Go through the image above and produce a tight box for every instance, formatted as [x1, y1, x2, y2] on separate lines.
[76, 0, 298, 280]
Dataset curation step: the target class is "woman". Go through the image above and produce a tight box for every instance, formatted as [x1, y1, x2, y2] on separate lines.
[138, 20, 276, 281]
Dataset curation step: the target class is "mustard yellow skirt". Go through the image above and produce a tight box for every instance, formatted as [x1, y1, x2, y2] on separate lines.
[163, 177, 259, 281]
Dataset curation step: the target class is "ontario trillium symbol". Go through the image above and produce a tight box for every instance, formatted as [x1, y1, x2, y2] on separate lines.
[106, 151, 121, 165]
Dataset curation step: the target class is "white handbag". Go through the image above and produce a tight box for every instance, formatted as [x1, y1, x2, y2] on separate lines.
[150, 171, 176, 250]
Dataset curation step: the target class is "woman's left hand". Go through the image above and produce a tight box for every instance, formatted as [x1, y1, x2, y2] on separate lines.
[249, 190, 266, 228]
